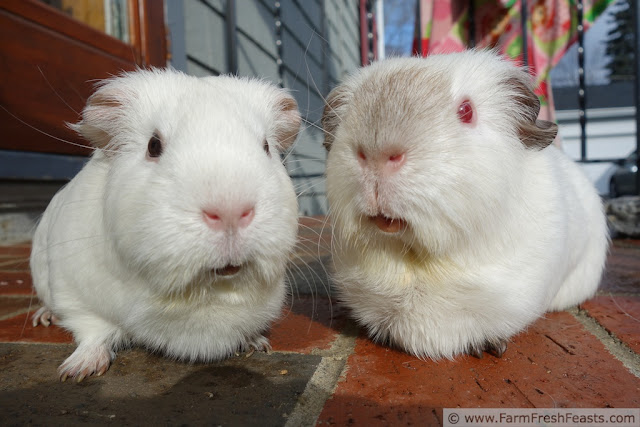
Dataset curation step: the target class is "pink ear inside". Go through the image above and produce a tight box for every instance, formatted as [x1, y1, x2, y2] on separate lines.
[275, 95, 301, 150]
[69, 85, 124, 152]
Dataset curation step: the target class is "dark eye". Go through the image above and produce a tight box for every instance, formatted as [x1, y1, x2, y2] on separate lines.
[263, 138, 270, 156]
[457, 100, 474, 124]
[148, 133, 163, 158]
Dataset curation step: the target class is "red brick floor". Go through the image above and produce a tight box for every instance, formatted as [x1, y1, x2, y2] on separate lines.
[1, 218, 639, 425]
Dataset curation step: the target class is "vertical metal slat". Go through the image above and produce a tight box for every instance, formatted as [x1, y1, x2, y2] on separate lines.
[225, 0, 238, 75]
[468, 0, 475, 48]
[367, 1, 375, 64]
[521, 0, 528, 68]
[634, 0, 640, 194]
[275, 1, 283, 87]
[359, 0, 368, 65]
[577, 0, 587, 161]
[320, 0, 329, 95]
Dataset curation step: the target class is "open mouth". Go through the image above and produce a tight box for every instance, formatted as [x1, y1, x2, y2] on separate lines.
[368, 214, 407, 233]
[213, 264, 242, 277]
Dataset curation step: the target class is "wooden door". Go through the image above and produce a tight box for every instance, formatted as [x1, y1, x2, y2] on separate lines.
[0, 0, 166, 156]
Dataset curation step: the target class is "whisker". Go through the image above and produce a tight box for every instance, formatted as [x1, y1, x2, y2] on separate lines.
[0, 105, 118, 154]
[37, 66, 80, 116]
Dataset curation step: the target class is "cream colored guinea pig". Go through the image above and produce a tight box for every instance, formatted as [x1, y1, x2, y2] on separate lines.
[30, 69, 300, 381]
[322, 50, 608, 360]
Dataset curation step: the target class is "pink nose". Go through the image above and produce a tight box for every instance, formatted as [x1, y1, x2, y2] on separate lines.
[384, 153, 406, 173]
[357, 150, 406, 175]
[202, 205, 255, 231]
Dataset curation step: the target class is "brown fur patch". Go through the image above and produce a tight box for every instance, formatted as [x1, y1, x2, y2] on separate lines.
[322, 85, 350, 151]
[507, 77, 557, 150]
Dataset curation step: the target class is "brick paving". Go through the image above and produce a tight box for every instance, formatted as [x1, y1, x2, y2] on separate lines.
[0, 217, 638, 425]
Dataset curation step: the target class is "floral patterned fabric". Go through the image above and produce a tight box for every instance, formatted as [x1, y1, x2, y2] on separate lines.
[412, 0, 614, 131]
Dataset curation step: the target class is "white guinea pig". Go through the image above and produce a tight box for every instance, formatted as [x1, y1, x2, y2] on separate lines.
[30, 69, 301, 381]
[322, 50, 608, 360]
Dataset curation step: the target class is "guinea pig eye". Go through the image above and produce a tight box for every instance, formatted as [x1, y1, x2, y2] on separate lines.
[263, 138, 270, 156]
[457, 100, 474, 124]
[147, 133, 163, 158]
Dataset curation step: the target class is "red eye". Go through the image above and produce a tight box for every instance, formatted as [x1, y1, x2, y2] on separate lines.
[457, 100, 474, 124]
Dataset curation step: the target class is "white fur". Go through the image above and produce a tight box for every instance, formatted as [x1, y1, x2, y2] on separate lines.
[324, 51, 608, 359]
[30, 69, 300, 379]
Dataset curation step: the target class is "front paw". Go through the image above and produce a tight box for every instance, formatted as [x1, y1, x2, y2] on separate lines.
[58, 343, 115, 382]
[468, 339, 508, 359]
[241, 335, 272, 358]
[32, 306, 59, 327]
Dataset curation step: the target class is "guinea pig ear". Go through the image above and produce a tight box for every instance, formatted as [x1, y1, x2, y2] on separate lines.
[322, 84, 351, 151]
[508, 77, 558, 150]
[68, 81, 125, 152]
[273, 93, 301, 150]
